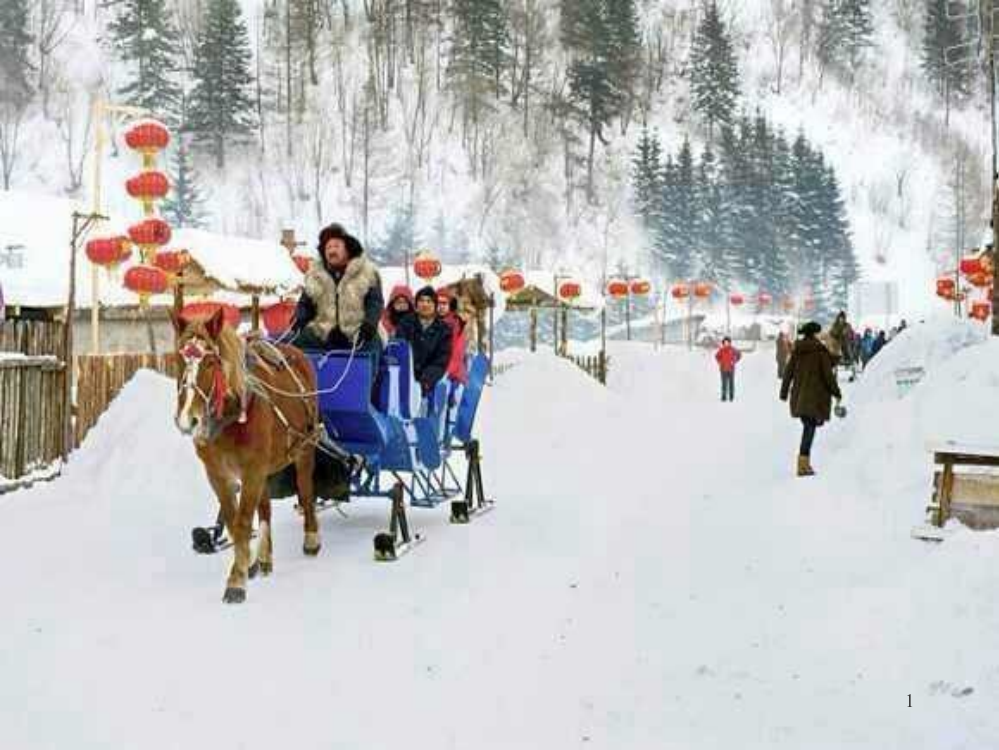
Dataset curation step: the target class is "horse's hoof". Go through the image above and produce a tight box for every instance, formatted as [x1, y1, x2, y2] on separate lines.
[303, 543, 321, 557]
[247, 561, 260, 580]
[222, 587, 246, 604]
[259, 561, 273, 576]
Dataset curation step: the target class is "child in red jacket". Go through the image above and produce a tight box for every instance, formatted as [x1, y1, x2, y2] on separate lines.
[715, 337, 742, 402]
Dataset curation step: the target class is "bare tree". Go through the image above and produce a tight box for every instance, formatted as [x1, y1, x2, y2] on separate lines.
[33, 0, 77, 118]
[766, 0, 794, 95]
[53, 79, 95, 194]
[0, 101, 26, 190]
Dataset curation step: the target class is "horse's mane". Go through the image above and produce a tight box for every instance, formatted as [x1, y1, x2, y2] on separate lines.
[215, 324, 247, 400]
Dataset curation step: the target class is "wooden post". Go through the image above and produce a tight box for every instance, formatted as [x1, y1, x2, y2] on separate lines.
[599, 306, 607, 385]
[280, 228, 298, 256]
[251, 294, 261, 332]
[560, 305, 568, 355]
[529, 305, 537, 353]
[488, 293, 495, 380]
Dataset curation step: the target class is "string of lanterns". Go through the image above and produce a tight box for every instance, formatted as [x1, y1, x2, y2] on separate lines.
[937, 251, 993, 322]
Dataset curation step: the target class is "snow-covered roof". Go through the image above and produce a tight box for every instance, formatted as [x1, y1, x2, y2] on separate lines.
[0, 190, 300, 310]
[517, 270, 605, 311]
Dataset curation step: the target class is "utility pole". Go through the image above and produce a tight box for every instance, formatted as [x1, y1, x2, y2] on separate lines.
[983, 0, 999, 334]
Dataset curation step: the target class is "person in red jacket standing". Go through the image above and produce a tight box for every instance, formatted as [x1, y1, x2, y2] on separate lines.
[715, 336, 742, 402]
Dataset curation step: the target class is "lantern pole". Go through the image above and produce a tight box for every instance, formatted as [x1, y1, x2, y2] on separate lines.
[88, 98, 151, 355]
[66, 210, 107, 459]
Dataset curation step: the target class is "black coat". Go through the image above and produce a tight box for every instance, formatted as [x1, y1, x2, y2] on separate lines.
[395, 315, 453, 394]
[780, 337, 842, 423]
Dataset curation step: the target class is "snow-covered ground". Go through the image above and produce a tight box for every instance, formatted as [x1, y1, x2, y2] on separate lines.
[2, 317, 998, 748]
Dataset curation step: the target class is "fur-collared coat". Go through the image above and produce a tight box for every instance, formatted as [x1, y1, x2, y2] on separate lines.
[296, 256, 383, 346]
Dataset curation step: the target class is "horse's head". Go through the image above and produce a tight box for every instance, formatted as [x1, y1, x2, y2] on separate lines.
[173, 308, 231, 443]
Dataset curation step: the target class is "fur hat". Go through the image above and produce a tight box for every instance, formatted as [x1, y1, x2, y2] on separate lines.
[317, 223, 364, 260]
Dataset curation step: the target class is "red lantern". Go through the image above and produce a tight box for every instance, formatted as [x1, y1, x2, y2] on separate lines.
[970, 301, 992, 321]
[671, 283, 690, 300]
[499, 270, 526, 294]
[85, 236, 131, 268]
[960, 257, 984, 276]
[124, 120, 171, 157]
[757, 292, 772, 306]
[968, 271, 991, 288]
[292, 254, 312, 274]
[128, 217, 172, 248]
[413, 252, 441, 281]
[153, 249, 189, 276]
[181, 301, 241, 328]
[558, 281, 582, 301]
[606, 279, 629, 298]
[261, 301, 297, 335]
[630, 279, 652, 296]
[693, 282, 712, 299]
[124, 264, 169, 303]
[126, 171, 170, 203]
[729, 293, 745, 306]
[936, 277, 956, 299]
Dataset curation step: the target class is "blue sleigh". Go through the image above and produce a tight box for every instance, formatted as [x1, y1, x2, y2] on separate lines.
[271, 340, 492, 559]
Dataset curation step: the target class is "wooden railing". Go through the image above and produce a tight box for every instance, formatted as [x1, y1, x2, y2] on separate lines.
[74, 353, 179, 445]
[0, 355, 67, 489]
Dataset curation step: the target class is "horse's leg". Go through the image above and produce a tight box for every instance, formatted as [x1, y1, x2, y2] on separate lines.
[295, 446, 321, 556]
[256, 489, 273, 576]
[224, 472, 265, 604]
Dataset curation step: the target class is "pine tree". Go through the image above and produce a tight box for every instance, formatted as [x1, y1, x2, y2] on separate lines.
[653, 154, 680, 278]
[817, 0, 873, 79]
[632, 128, 663, 230]
[374, 205, 420, 266]
[162, 136, 208, 228]
[0, 0, 32, 102]
[187, 0, 257, 168]
[109, 0, 183, 123]
[606, 0, 642, 130]
[922, 0, 971, 106]
[449, 0, 510, 110]
[696, 145, 730, 287]
[689, 2, 740, 144]
[561, 0, 628, 202]
[673, 137, 699, 279]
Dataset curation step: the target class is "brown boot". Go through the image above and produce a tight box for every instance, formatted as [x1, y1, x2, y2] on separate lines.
[797, 455, 815, 477]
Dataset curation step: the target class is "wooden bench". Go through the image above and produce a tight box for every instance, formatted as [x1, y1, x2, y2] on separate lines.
[915, 442, 999, 540]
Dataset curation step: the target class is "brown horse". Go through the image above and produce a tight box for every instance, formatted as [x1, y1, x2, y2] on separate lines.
[172, 308, 321, 604]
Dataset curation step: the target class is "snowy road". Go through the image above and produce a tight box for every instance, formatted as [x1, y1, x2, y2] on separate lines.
[1, 331, 998, 749]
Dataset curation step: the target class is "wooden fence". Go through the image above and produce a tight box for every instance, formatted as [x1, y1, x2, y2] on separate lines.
[0, 356, 66, 486]
[0, 320, 68, 489]
[564, 353, 608, 385]
[75, 353, 179, 445]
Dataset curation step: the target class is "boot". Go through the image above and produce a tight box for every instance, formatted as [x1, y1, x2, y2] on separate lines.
[797, 455, 815, 477]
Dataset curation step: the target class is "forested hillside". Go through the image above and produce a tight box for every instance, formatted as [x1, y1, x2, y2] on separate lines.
[0, 0, 991, 313]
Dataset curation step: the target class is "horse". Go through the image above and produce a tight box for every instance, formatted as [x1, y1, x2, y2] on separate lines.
[172, 308, 322, 604]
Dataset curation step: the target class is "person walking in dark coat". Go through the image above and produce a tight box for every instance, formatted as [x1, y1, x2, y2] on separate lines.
[396, 286, 453, 398]
[780, 321, 842, 477]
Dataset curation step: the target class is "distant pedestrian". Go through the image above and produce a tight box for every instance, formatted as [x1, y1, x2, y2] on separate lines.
[780, 321, 842, 477]
[715, 336, 742, 402]
[872, 330, 887, 358]
[776, 330, 792, 380]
